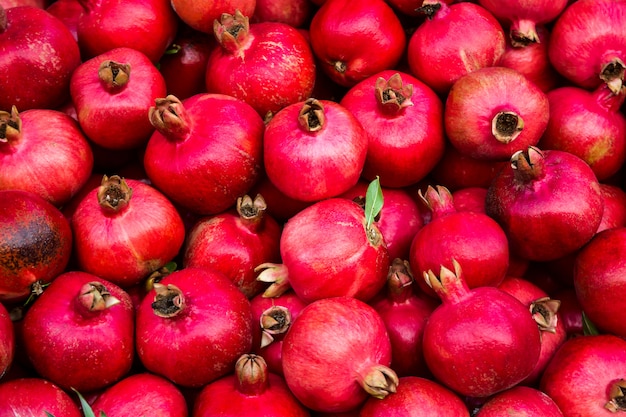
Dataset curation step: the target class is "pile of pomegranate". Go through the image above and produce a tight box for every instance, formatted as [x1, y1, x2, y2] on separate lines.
[2, 0, 626, 415]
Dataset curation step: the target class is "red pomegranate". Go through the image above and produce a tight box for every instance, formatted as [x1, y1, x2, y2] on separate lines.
[475, 386, 564, 416]
[0, 378, 82, 416]
[0, 302, 13, 379]
[169, 0, 255, 34]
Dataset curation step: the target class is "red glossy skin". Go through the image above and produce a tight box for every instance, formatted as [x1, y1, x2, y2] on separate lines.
[478, 0, 567, 39]
[309, 0, 406, 87]
[136, 268, 254, 388]
[540, 335, 626, 416]
[76, 0, 178, 63]
[475, 386, 564, 417]
[144, 93, 264, 216]
[340, 70, 445, 188]
[70, 47, 168, 150]
[0, 302, 13, 379]
[0, 108, 93, 207]
[0, 378, 82, 416]
[360, 376, 469, 417]
[206, 18, 316, 117]
[597, 184, 626, 232]
[282, 297, 394, 413]
[551, 287, 583, 337]
[21, 271, 135, 392]
[407, 1, 506, 95]
[170, 0, 255, 34]
[452, 187, 487, 213]
[92, 373, 188, 417]
[0, 5, 81, 110]
[252, 0, 312, 27]
[248, 175, 312, 224]
[46, 0, 82, 41]
[0, 190, 72, 302]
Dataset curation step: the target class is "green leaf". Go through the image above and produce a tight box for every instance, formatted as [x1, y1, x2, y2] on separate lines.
[582, 311, 600, 336]
[164, 261, 177, 272]
[72, 388, 106, 417]
[45, 412, 56, 417]
[364, 176, 384, 230]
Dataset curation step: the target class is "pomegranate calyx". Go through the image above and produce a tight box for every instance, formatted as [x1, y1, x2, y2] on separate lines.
[298, 98, 326, 132]
[214, 10, 251, 55]
[97, 175, 132, 212]
[144, 262, 176, 292]
[98, 60, 131, 91]
[149, 95, 192, 141]
[492, 111, 524, 144]
[0, 105, 21, 143]
[530, 297, 561, 333]
[387, 258, 414, 300]
[510, 19, 540, 47]
[601, 57, 625, 95]
[606, 379, 626, 412]
[375, 73, 414, 115]
[510, 146, 545, 183]
[78, 282, 120, 312]
[423, 259, 471, 304]
[416, 1, 442, 19]
[418, 185, 456, 219]
[151, 283, 185, 318]
[237, 194, 267, 230]
[260, 305, 292, 348]
[255, 263, 291, 298]
[235, 354, 269, 396]
[357, 364, 399, 399]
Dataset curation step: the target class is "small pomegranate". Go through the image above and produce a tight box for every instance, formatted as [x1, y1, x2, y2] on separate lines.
[422, 260, 542, 398]
[475, 386, 564, 417]
[0, 378, 82, 416]
[282, 296, 398, 413]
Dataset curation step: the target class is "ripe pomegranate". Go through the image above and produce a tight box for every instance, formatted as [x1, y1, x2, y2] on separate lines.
[0, 190, 72, 302]
[70, 175, 185, 288]
[256, 197, 389, 303]
[144, 94, 264, 215]
[0, 302, 13, 379]
[252, 0, 311, 27]
[597, 183, 626, 233]
[410, 185, 510, 296]
[475, 386, 564, 416]
[206, 10, 316, 118]
[183, 194, 282, 298]
[169, 0, 255, 34]
[21, 271, 135, 392]
[422, 260, 542, 398]
[263, 98, 367, 203]
[193, 354, 310, 416]
[486, 146, 604, 261]
[444, 66, 550, 161]
[451, 187, 487, 213]
[0, 106, 93, 207]
[282, 296, 398, 413]
[308, 0, 406, 87]
[540, 334, 626, 415]
[46, 0, 82, 41]
[339, 71, 445, 188]
[136, 267, 254, 388]
[386, 0, 453, 17]
[91, 372, 188, 417]
[0, 377, 82, 416]
[249, 174, 312, 224]
[0, 4, 81, 110]
[70, 46, 168, 150]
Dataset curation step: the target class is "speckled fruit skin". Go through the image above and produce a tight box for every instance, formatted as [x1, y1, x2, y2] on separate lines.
[475, 386, 564, 417]
[0, 378, 82, 417]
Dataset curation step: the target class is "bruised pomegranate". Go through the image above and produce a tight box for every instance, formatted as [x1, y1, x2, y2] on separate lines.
[0, 378, 82, 416]
[422, 261, 542, 398]
[282, 296, 398, 413]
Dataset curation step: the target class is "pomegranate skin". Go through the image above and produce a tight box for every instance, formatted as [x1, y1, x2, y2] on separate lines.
[0, 377, 82, 416]
[574, 227, 626, 338]
[21, 271, 135, 392]
[170, 0, 255, 34]
[0, 5, 81, 111]
[475, 386, 564, 417]
[91, 372, 188, 417]
[540, 334, 626, 416]
[136, 267, 254, 388]
[431, 144, 507, 191]
[597, 183, 626, 233]
[0, 190, 72, 302]
[0, 302, 13, 379]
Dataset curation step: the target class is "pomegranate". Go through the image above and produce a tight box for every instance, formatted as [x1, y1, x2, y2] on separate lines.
[46, 0, 82, 41]
[183, 194, 282, 298]
[0, 302, 13, 379]
[386, 0, 454, 17]
[368, 259, 438, 377]
[206, 10, 316, 118]
[475, 386, 564, 416]
[422, 260, 542, 397]
[263, 98, 367, 203]
[339, 71, 445, 188]
[597, 183, 626, 233]
[0, 378, 82, 416]
[0, 190, 72, 302]
[444, 66, 550, 161]
[549, 0, 626, 94]
[249, 174, 312, 224]
[551, 287, 584, 338]
[70, 46, 168, 150]
[193, 354, 311, 416]
[136, 267, 254, 388]
[407, 0, 506, 95]
[76, 0, 178, 63]
[0, 4, 81, 110]
[143, 93, 264, 216]
[0, 106, 93, 207]
[538, 83, 626, 181]
[540, 334, 626, 415]
[71, 175, 185, 288]
[169, 0, 255, 34]
[21, 271, 134, 392]
[282, 296, 398, 413]
[308, 0, 406, 87]
[451, 187, 487, 214]
[410, 185, 510, 296]
[252, 0, 311, 27]
[485, 146, 604, 261]
[359, 376, 469, 417]
[91, 372, 188, 417]
[256, 197, 389, 303]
